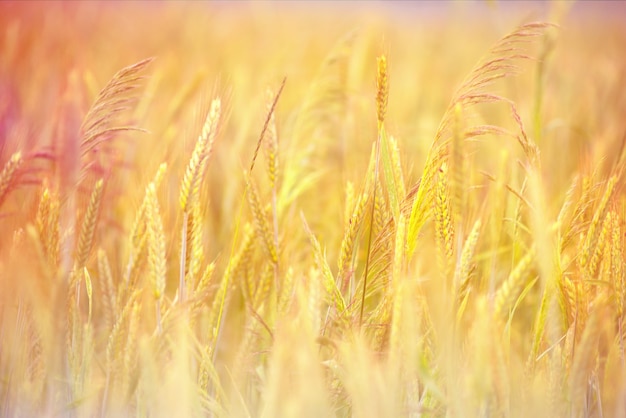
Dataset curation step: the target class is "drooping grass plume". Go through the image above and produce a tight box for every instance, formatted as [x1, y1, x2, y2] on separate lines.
[80, 58, 153, 161]
[406, 22, 550, 258]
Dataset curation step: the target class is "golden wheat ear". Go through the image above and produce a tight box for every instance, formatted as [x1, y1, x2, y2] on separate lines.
[179, 97, 221, 214]
[74, 178, 104, 270]
[179, 98, 221, 302]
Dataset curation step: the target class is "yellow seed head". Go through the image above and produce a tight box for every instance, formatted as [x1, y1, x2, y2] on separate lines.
[376, 55, 388, 124]
[146, 183, 166, 299]
[76, 179, 104, 269]
[434, 162, 454, 277]
[180, 98, 221, 212]
[494, 247, 536, 320]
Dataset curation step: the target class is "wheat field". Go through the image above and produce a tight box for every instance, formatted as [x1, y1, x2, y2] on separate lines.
[1, 1, 626, 417]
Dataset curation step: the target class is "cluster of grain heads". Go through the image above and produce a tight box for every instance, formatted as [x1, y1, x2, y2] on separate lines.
[4, 7, 626, 416]
[179, 98, 221, 302]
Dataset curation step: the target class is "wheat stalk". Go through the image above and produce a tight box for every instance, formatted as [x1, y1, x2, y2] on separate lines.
[360, 54, 389, 327]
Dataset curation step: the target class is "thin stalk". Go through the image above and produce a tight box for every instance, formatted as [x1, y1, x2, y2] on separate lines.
[179, 211, 189, 303]
[156, 300, 163, 335]
[272, 183, 279, 311]
[213, 77, 286, 360]
[359, 123, 382, 328]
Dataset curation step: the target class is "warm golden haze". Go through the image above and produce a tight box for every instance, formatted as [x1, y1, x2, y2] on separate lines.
[1, 1, 626, 417]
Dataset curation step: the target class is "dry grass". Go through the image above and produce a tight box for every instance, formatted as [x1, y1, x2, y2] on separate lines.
[1, 1, 626, 417]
